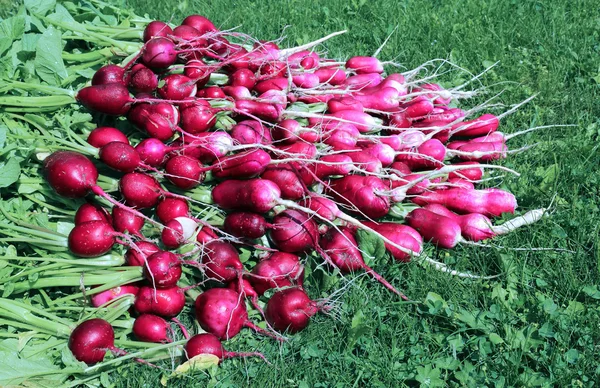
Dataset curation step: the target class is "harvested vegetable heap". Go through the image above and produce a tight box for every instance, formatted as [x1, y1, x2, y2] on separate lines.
[0, 0, 556, 384]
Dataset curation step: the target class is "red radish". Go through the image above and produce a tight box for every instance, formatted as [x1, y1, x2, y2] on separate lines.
[258, 61, 287, 78]
[361, 221, 423, 262]
[197, 86, 226, 99]
[164, 155, 204, 189]
[125, 241, 160, 266]
[196, 225, 218, 244]
[396, 139, 446, 170]
[403, 98, 434, 119]
[119, 172, 162, 209]
[76, 83, 131, 115]
[128, 64, 158, 93]
[224, 212, 271, 239]
[133, 314, 170, 343]
[158, 74, 197, 100]
[231, 120, 272, 145]
[389, 161, 412, 176]
[313, 67, 346, 85]
[353, 87, 400, 111]
[212, 149, 271, 179]
[135, 138, 170, 167]
[453, 141, 508, 162]
[143, 21, 173, 42]
[254, 77, 289, 94]
[68, 221, 116, 257]
[346, 56, 384, 74]
[320, 227, 405, 298]
[388, 112, 411, 129]
[229, 68, 256, 89]
[406, 208, 462, 249]
[161, 217, 197, 249]
[201, 241, 243, 282]
[322, 128, 358, 150]
[223, 85, 252, 100]
[344, 73, 383, 89]
[261, 164, 306, 200]
[91, 285, 140, 307]
[92, 64, 125, 86]
[156, 198, 190, 224]
[182, 14, 218, 34]
[265, 288, 325, 334]
[74, 203, 112, 225]
[184, 59, 211, 87]
[327, 97, 364, 113]
[142, 37, 177, 69]
[270, 209, 319, 253]
[249, 251, 304, 295]
[362, 143, 396, 167]
[451, 113, 499, 138]
[69, 318, 115, 364]
[271, 119, 302, 144]
[235, 99, 280, 121]
[98, 142, 141, 173]
[412, 188, 517, 217]
[228, 278, 259, 300]
[458, 213, 496, 241]
[323, 110, 382, 133]
[298, 195, 339, 222]
[212, 178, 281, 213]
[112, 207, 144, 237]
[143, 251, 182, 288]
[134, 286, 186, 318]
[87, 127, 129, 148]
[327, 175, 391, 219]
[287, 50, 319, 69]
[185, 333, 267, 363]
[275, 142, 318, 162]
[447, 161, 483, 181]
[181, 103, 217, 134]
[172, 25, 203, 43]
[194, 288, 269, 340]
[299, 154, 354, 185]
[445, 177, 475, 190]
[292, 73, 320, 88]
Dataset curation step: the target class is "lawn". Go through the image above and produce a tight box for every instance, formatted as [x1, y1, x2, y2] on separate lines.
[114, 0, 600, 386]
[2, 0, 600, 386]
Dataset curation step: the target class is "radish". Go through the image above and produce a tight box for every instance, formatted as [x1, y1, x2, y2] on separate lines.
[224, 212, 271, 239]
[182, 14, 218, 34]
[254, 78, 289, 94]
[261, 164, 307, 200]
[133, 314, 170, 343]
[196, 225, 218, 244]
[194, 288, 275, 340]
[69, 318, 116, 364]
[327, 175, 391, 219]
[395, 139, 446, 171]
[346, 56, 384, 74]
[198, 86, 226, 99]
[412, 188, 517, 217]
[327, 97, 364, 114]
[119, 172, 162, 209]
[265, 288, 328, 334]
[98, 142, 142, 174]
[180, 102, 217, 134]
[76, 83, 132, 115]
[211, 149, 272, 179]
[68, 221, 117, 257]
[184, 59, 212, 87]
[201, 241, 243, 282]
[212, 178, 281, 213]
[164, 155, 204, 189]
[447, 161, 483, 181]
[74, 203, 112, 225]
[185, 333, 268, 363]
[143, 251, 182, 288]
[128, 64, 158, 93]
[343, 73, 383, 89]
[229, 68, 257, 89]
[92, 64, 126, 86]
[423, 204, 495, 242]
[125, 241, 160, 266]
[361, 221, 423, 262]
[142, 37, 178, 69]
[134, 286, 186, 318]
[406, 208, 462, 249]
[223, 85, 252, 100]
[87, 127, 129, 148]
[269, 209, 319, 253]
[249, 251, 304, 295]
[320, 227, 406, 298]
[314, 67, 346, 85]
[158, 74, 197, 100]
[156, 198, 190, 224]
[135, 139, 170, 167]
[231, 120, 272, 145]
[161, 217, 198, 249]
[91, 285, 139, 307]
[143, 21, 173, 42]
[451, 113, 499, 138]
[112, 207, 144, 237]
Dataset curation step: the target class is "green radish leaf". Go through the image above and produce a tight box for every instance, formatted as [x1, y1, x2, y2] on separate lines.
[34, 26, 68, 85]
[0, 16, 26, 55]
[0, 348, 67, 386]
[0, 124, 6, 149]
[21, 33, 40, 53]
[2, 283, 14, 298]
[0, 158, 21, 188]
[24, 0, 57, 16]
[356, 229, 386, 266]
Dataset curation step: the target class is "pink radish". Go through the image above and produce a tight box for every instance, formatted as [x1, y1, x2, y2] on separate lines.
[261, 164, 306, 200]
[143, 251, 182, 288]
[134, 286, 186, 318]
[91, 285, 139, 307]
[87, 127, 129, 148]
[231, 120, 272, 145]
[406, 208, 462, 249]
[133, 314, 170, 343]
[327, 175, 391, 219]
[74, 203, 112, 225]
[346, 56, 384, 74]
[412, 188, 517, 217]
[249, 251, 304, 295]
[360, 221, 423, 262]
[212, 178, 281, 213]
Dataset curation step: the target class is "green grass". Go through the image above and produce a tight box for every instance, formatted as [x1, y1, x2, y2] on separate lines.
[121, 0, 599, 386]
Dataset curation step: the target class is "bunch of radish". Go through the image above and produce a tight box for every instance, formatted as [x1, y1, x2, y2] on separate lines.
[29, 13, 549, 367]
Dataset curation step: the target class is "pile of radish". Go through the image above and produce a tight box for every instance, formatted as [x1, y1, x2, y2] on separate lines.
[0, 6, 550, 374]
